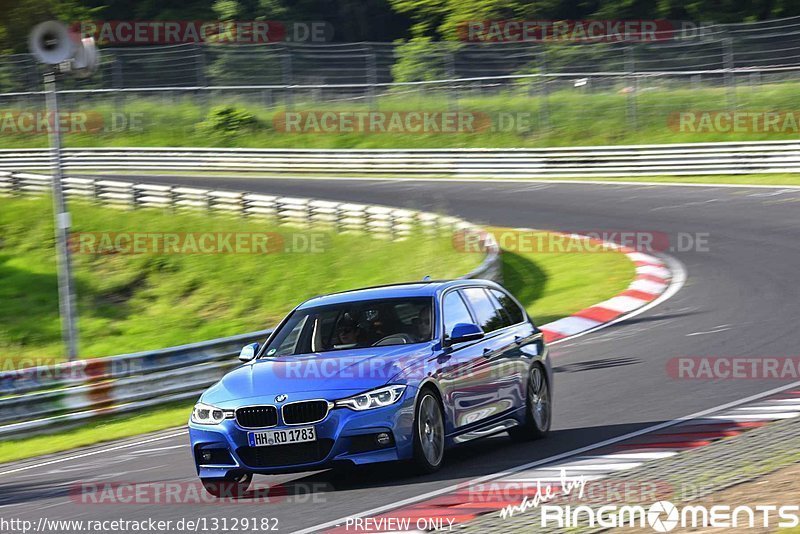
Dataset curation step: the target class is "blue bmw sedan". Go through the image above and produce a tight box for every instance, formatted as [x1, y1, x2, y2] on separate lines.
[189, 279, 551, 495]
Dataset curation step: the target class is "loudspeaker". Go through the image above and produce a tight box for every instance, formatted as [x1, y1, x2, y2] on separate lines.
[72, 37, 99, 78]
[28, 21, 76, 65]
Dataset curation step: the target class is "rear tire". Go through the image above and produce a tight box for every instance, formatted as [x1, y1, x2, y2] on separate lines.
[509, 364, 551, 441]
[411, 389, 446, 474]
[201, 473, 253, 498]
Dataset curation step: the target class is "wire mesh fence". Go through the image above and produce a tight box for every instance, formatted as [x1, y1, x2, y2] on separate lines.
[3, 16, 800, 141]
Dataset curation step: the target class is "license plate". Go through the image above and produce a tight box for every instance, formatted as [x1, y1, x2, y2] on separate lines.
[248, 426, 316, 447]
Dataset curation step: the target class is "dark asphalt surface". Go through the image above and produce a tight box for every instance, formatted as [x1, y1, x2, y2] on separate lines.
[2, 177, 800, 533]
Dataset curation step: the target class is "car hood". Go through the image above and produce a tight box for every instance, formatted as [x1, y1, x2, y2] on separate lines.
[201, 343, 434, 405]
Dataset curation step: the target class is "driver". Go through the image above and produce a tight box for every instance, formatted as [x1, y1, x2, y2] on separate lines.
[333, 313, 361, 348]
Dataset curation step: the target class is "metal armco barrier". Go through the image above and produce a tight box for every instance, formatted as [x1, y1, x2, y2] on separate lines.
[0, 172, 501, 438]
[2, 140, 800, 177]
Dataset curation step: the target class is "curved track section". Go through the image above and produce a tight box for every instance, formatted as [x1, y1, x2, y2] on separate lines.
[2, 177, 799, 533]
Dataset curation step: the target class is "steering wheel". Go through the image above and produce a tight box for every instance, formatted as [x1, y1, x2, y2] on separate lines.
[372, 333, 414, 346]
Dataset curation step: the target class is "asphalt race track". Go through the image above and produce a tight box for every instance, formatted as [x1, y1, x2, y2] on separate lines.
[3, 177, 800, 533]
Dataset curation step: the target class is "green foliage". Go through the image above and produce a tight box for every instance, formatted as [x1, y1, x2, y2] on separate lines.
[198, 104, 262, 136]
[391, 37, 452, 82]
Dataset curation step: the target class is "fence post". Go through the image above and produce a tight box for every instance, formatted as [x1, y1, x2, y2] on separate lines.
[91, 179, 102, 203]
[366, 44, 377, 110]
[282, 47, 294, 112]
[625, 46, 638, 132]
[169, 186, 179, 213]
[306, 201, 314, 227]
[723, 37, 736, 111]
[334, 204, 343, 233]
[9, 173, 21, 196]
[389, 212, 397, 241]
[538, 48, 550, 136]
[131, 185, 140, 209]
[240, 193, 249, 218]
[195, 44, 206, 87]
[195, 44, 208, 109]
[446, 50, 457, 111]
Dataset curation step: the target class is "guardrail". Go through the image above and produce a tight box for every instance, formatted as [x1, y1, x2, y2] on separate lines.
[0, 171, 501, 438]
[1, 140, 800, 177]
[0, 171, 488, 239]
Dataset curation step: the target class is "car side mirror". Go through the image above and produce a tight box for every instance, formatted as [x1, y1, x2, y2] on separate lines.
[445, 323, 484, 346]
[239, 342, 259, 362]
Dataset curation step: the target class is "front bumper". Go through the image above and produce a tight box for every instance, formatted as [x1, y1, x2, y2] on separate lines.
[188, 388, 417, 478]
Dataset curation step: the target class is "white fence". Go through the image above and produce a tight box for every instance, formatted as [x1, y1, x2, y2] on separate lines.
[1, 141, 799, 178]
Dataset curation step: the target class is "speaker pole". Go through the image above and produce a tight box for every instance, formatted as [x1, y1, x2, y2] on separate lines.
[45, 70, 79, 362]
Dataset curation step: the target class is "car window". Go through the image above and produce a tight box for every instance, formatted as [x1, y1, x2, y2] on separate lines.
[442, 291, 474, 338]
[462, 287, 506, 333]
[490, 289, 525, 325]
[271, 315, 309, 357]
[263, 297, 434, 356]
[486, 290, 513, 328]
[491, 289, 525, 324]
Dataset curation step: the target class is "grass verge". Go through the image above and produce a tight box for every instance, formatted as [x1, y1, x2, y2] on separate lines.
[0, 402, 191, 464]
[0, 195, 480, 365]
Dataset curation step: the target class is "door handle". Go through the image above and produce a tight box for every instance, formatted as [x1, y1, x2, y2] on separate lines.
[483, 347, 493, 357]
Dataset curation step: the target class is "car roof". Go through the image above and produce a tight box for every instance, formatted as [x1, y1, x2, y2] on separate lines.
[297, 279, 496, 309]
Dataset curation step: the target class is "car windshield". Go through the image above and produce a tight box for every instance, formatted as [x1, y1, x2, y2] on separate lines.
[262, 297, 434, 357]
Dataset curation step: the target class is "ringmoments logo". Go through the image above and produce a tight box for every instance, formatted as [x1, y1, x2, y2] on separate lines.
[539, 501, 800, 530]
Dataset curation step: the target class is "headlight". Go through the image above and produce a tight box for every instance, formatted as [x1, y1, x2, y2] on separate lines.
[334, 385, 407, 411]
[191, 402, 232, 425]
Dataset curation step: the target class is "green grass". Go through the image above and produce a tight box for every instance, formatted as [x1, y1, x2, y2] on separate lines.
[0, 401, 192, 464]
[0, 218, 633, 463]
[0, 195, 480, 365]
[4, 80, 800, 151]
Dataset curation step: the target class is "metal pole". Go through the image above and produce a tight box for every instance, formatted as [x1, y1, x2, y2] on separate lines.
[625, 46, 638, 131]
[45, 70, 79, 362]
[723, 37, 736, 111]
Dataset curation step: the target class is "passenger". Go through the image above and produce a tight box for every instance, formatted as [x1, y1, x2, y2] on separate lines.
[414, 305, 433, 341]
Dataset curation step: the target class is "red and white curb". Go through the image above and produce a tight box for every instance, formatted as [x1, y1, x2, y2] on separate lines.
[319, 388, 800, 534]
[530, 232, 674, 344]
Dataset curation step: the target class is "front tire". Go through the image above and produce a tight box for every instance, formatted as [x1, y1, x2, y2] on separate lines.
[412, 389, 446, 473]
[509, 364, 551, 441]
[201, 473, 253, 498]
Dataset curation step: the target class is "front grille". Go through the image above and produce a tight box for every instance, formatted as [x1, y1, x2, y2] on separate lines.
[282, 400, 330, 425]
[236, 406, 278, 428]
[237, 439, 334, 468]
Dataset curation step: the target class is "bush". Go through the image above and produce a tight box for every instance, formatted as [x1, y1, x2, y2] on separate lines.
[198, 105, 262, 135]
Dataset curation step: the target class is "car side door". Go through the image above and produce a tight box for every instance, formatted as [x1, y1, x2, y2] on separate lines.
[436, 289, 487, 431]
[458, 287, 523, 424]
